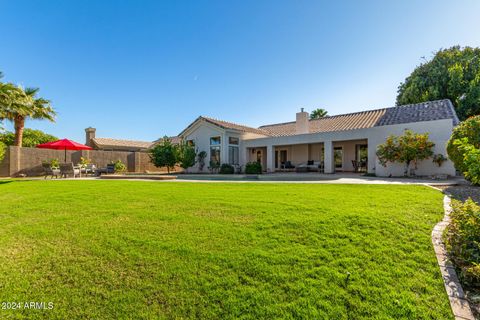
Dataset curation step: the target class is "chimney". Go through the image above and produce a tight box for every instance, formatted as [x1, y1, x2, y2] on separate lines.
[296, 108, 309, 134]
[85, 127, 96, 147]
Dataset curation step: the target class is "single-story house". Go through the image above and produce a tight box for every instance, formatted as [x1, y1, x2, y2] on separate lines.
[84, 127, 180, 152]
[178, 99, 459, 176]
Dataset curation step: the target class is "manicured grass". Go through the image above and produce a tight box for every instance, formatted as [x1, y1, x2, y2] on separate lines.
[0, 180, 452, 319]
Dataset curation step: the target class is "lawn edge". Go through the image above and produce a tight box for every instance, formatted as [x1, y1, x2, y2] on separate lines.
[429, 185, 475, 320]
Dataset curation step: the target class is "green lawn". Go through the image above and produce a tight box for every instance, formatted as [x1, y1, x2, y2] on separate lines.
[0, 180, 452, 319]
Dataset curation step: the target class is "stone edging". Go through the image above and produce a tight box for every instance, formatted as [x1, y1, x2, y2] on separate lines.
[431, 192, 475, 320]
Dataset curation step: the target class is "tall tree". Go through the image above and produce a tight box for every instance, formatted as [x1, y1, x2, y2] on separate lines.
[0, 82, 26, 133]
[0, 87, 56, 147]
[310, 108, 328, 120]
[396, 46, 480, 120]
[149, 136, 178, 173]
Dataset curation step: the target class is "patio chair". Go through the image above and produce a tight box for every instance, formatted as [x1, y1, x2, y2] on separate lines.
[352, 160, 359, 172]
[281, 161, 295, 170]
[82, 164, 97, 176]
[59, 163, 80, 178]
[42, 163, 60, 179]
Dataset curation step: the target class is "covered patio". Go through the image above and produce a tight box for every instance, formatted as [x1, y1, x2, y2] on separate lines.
[245, 139, 369, 173]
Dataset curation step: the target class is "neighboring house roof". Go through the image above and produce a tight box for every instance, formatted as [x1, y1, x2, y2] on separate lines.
[91, 137, 153, 150]
[152, 136, 182, 145]
[259, 99, 459, 137]
[179, 116, 270, 137]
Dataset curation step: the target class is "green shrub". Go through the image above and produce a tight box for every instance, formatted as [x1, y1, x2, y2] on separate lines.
[113, 160, 127, 173]
[219, 163, 234, 174]
[0, 128, 58, 148]
[447, 115, 480, 172]
[245, 162, 262, 174]
[197, 151, 207, 172]
[178, 141, 196, 171]
[453, 139, 480, 185]
[42, 158, 59, 169]
[444, 199, 480, 289]
[0, 141, 5, 162]
[208, 161, 220, 173]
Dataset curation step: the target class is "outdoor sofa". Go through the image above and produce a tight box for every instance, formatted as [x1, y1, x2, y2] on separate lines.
[296, 160, 324, 173]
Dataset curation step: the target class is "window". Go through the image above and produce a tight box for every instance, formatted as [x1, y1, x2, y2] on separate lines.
[186, 139, 195, 146]
[228, 146, 239, 165]
[210, 136, 221, 145]
[334, 147, 343, 169]
[256, 150, 262, 163]
[210, 146, 221, 164]
[210, 136, 221, 164]
[228, 137, 239, 145]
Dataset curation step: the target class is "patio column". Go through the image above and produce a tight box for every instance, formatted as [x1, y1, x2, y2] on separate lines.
[240, 145, 248, 168]
[266, 145, 275, 173]
[324, 140, 334, 173]
[367, 141, 376, 174]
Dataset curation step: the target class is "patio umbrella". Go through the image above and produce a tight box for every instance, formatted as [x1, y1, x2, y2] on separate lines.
[36, 139, 92, 162]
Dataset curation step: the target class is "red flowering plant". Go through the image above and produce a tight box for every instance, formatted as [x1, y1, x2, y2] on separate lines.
[376, 130, 435, 176]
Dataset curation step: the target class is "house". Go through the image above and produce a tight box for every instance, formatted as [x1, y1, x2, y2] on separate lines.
[178, 99, 459, 176]
[84, 127, 180, 152]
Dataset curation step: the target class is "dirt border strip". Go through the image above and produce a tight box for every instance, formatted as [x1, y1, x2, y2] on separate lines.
[429, 186, 475, 320]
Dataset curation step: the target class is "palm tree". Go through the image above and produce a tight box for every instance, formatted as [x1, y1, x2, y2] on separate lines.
[310, 108, 328, 120]
[0, 86, 56, 147]
[0, 83, 26, 132]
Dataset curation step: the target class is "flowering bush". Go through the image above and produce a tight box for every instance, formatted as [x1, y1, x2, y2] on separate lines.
[376, 130, 435, 176]
[79, 157, 91, 168]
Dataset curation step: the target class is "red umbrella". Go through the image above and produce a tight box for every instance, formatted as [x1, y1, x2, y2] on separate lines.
[37, 139, 92, 162]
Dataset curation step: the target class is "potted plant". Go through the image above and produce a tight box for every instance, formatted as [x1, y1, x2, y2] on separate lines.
[197, 151, 207, 172]
[432, 154, 448, 167]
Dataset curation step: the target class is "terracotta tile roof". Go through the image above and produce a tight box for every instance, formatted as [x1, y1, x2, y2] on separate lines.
[258, 99, 458, 137]
[201, 116, 270, 135]
[92, 137, 153, 149]
[179, 116, 270, 136]
[179, 99, 458, 138]
[259, 108, 387, 136]
[152, 136, 182, 145]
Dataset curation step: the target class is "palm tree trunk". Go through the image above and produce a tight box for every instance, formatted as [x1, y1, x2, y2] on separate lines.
[14, 115, 25, 147]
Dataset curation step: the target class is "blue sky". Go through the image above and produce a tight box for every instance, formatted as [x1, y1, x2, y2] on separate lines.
[1, 0, 479, 142]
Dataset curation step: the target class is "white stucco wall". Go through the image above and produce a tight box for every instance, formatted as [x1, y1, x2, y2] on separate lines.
[242, 119, 456, 176]
[182, 121, 225, 173]
[368, 119, 455, 177]
[181, 117, 456, 177]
